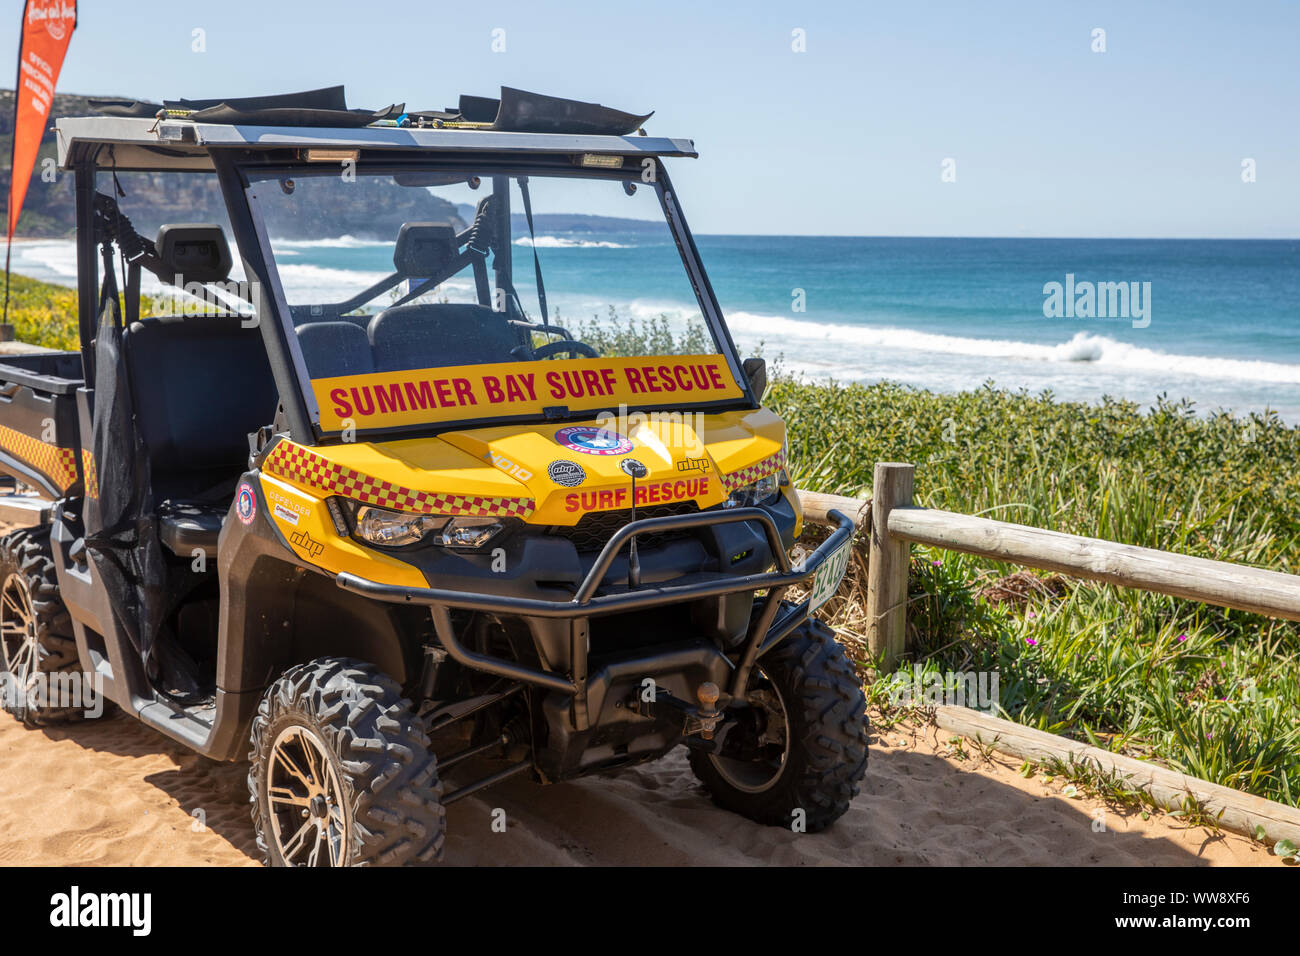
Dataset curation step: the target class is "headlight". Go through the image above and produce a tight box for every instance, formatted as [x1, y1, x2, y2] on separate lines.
[724, 472, 780, 509]
[439, 517, 504, 549]
[345, 501, 510, 551]
[353, 505, 446, 547]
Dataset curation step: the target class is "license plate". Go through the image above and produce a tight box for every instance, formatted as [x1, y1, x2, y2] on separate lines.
[807, 538, 852, 612]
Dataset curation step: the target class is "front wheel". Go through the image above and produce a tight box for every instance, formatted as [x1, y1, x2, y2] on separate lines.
[689, 616, 869, 831]
[248, 657, 445, 867]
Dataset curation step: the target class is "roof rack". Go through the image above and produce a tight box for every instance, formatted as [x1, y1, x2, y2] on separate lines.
[86, 86, 654, 135]
[56, 86, 694, 173]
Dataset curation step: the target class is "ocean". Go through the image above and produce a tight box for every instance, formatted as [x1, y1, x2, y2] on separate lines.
[11, 234, 1300, 420]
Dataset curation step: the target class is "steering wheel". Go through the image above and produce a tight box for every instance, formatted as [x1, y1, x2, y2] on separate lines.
[530, 340, 600, 360]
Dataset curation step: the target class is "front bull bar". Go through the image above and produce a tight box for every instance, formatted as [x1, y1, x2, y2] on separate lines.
[335, 506, 857, 700]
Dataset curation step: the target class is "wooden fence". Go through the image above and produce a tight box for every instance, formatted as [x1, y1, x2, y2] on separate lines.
[797, 462, 1300, 847]
[801, 461, 1300, 669]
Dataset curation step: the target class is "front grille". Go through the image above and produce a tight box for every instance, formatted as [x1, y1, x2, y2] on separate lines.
[550, 501, 701, 552]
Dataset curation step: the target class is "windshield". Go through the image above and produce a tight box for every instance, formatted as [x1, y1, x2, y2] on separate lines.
[244, 165, 744, 433]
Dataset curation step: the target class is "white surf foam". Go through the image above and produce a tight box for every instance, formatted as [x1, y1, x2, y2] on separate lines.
[721, 311, 1300, 386]
[515, 236, 628, 249]
[271, 235, 392, 249]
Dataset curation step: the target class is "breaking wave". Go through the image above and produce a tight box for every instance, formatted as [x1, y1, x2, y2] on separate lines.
[720, 312, 1300, 386]
[514, 236, 628, 249]
[271, 235, 393, 249]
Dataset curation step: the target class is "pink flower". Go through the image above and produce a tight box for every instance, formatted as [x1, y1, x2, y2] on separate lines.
[1025, 637, 1038, 646]
[932, 560, 942, 566]
[1027, 610, 1037, 619]
[1177, 633, 1188, 643]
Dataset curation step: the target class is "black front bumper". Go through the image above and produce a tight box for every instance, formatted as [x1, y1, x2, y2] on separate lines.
[336, 507, 857, 703]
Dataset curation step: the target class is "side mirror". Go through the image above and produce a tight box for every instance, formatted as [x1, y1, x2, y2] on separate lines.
[743, 357, 767, 400]
[155, 223, 233, 285]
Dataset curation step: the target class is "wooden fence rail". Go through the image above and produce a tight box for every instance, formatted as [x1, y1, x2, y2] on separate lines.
[797, 461, 1300, 668]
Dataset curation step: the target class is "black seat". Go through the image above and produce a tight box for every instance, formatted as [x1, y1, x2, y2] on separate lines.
[296, 320, 375, 377]
[122, 315, 278, 555]
[157, 500, 224, 559]
[368, 303, 522, 371]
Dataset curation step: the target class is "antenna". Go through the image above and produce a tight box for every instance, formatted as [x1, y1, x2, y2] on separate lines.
[620, 458, 648, 588]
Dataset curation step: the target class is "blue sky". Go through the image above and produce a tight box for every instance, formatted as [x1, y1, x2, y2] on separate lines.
[7, 0, 1298, 237]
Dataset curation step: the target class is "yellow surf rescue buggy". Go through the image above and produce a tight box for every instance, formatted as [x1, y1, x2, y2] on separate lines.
[0, 87, 866, 865]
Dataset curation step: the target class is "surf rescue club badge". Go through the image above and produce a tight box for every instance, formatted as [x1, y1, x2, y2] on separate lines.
[236, 482, 257, 525]
[554, 426, 634, 456]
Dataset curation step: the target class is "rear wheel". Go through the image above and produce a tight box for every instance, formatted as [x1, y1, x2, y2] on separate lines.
[689, 616, 869, 831]
[0, 527, 87, 727]
[248, 657, 445, 867]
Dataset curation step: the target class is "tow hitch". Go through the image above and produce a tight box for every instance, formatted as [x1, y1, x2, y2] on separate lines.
[627, 680, 728, 742]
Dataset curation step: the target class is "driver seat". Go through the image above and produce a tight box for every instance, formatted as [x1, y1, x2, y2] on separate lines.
[368, 303, 524, 371]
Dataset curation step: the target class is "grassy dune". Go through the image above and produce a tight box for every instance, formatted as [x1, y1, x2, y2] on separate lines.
[772, 377, 1300, 807]
[3, 273, 80, 350]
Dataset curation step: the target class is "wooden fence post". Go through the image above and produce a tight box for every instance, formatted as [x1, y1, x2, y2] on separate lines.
[865, 462, 914, 669]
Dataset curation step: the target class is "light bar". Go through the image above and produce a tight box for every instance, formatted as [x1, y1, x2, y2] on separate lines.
[578, 153, 624, 168]
[304, 148, 360, 162]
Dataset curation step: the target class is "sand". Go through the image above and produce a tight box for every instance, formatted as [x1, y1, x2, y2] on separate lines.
[0, 708, 1276, 866]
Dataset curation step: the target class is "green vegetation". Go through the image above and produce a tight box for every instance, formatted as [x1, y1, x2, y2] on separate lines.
[2, 274, 206, 350]
[770, 376, 1300, 807]
[567, 308, 712, 356]
[3, 273, 80, 350]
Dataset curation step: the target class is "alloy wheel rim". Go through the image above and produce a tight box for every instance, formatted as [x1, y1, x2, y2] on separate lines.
[266, 724, 349, 866]
[0, 571, 38, 684]
[707, 671, 791, 794]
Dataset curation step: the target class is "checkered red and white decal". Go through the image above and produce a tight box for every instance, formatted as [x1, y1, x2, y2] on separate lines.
[719, 450, 787, 493]
[262, 441, 535, 519]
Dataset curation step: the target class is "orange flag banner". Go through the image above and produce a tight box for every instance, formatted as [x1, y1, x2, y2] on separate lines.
[7, 0, 77, 239]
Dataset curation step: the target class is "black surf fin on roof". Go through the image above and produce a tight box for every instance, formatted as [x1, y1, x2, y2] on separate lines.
[185, 101, 403, 128]
[412, 88, 653, 134]
[457, 94, 501, 124]
[490, 87, 652, 135]
[168, 86, 349, 113]
[88, 98, 162, 118]
[88, 87, 398, 126]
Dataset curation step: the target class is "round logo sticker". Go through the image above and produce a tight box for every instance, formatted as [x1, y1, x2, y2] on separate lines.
[554, 426, 634, 457]
[30, 0, 75, 43]
[547, 460, 587, 487]
[236, 482, 257, 525]
[619, 458, 648, 478]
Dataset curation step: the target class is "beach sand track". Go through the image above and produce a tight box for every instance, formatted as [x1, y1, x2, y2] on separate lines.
[0, 709, 1274, 866]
